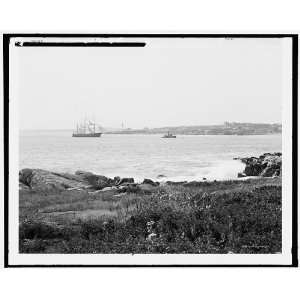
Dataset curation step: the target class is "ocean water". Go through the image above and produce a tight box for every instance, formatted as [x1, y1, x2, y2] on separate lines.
[20, 131, 282, 182]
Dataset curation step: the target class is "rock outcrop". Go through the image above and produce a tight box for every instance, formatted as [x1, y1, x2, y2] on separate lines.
[117, 178, 134, 185]
[142, 178, 159, 186]
[19, 169, 116, 191]
[74, 170, 113, 189]
[19, 168, 158, 193]
[19, 169, 90, 191]
[238, 152, 282, 177]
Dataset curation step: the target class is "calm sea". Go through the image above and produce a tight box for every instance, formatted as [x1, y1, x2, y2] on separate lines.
[20, 131, 282, 182]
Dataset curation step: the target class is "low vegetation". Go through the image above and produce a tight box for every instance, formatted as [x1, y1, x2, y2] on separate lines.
[19, 177, 281, 254]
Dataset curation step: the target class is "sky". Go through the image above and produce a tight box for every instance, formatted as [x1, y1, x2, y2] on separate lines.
[15, 38, 287, 130]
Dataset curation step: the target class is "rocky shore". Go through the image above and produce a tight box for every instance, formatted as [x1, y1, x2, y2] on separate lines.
[19, 152, 282, 192]
[19, 152, 282, 254]
[235, 152, 282, 178]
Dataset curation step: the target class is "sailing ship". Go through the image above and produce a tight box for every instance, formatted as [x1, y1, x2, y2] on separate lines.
[72, 120, 102, 137]
[162, 131, 176, 138]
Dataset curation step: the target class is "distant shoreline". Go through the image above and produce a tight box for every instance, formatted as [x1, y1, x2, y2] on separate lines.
[20, 122, 282, 136]
[104, 132, 282, 136]
[105, 122, 281, 135]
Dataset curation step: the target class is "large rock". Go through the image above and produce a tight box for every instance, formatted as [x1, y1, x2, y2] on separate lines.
[260, 154, 282, 177]
[238, 153, 282, 177]
[244, 160, 264, 176]
[19, 169, 89, 191]
[75, 170, 114, 189]
[113, 176, 121, 185]
[52, 172, 86, 182]
[19, 168, 34, 186]
[142, 178, 159, 186]
[117, 177, 135, 185]
[19, 169, 138, 191]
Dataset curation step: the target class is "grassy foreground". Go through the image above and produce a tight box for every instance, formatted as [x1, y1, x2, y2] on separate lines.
[19, 177, 281, 254]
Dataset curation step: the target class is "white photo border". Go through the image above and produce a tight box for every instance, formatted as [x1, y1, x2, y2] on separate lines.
[4, 34, 298, 267]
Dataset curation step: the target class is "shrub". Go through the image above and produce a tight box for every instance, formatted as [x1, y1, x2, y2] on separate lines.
[19, 221, 73, 240]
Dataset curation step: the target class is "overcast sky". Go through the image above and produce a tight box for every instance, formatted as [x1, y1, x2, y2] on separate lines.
[15, 38, 286, 130]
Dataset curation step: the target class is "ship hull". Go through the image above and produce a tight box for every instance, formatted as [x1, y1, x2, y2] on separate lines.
[72, 133, 102, 137]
